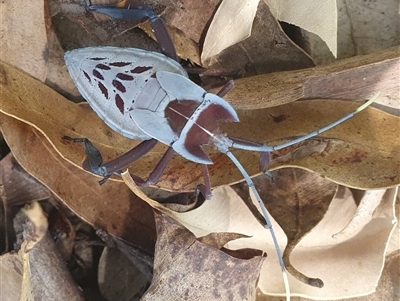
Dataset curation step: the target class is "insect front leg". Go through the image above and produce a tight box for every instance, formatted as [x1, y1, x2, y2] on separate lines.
[64, 136, 213, 198]
[84, 0, 178, 61]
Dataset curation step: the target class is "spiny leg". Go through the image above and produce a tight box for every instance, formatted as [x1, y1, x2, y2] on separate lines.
[84, 0, 178, 61]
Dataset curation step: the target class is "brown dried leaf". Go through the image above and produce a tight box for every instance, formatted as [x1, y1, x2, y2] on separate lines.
[1, 62, 398, 194]
[221, 46, 399, 110]
[0, 114, 156, 252]
[141, 212, 265, 301]
[198, 232, 251, 249]
[98, 247, 149, 301]
[233, 169, 337, 287]
[0, 0, 49, 81]
[121, 171, 397, 298]
[223, 100, 400, 190]
[0, 153, 52, 206]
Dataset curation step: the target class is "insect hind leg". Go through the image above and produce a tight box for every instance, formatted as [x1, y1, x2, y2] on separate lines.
[84, 0, 178, 61]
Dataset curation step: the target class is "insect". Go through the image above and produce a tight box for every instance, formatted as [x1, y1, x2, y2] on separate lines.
[64, 1, 377, 299]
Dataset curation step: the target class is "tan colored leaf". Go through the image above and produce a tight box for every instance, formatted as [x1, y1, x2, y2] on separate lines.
[0, 0, 48, 81]
[202, 2, 314, 75]
[21, 201, 48, 252]
[141, 212, 265, 301]
[332, 189, 387, 240]
[123, 170, 397, 298]
[1, 62, 398, 193]
[224, 100, 400, 190]
[233, 169, 337, 288]
[198, 232, 251, 250]
[1, 202, 50, 301]
[0, 114, 156, 252]
[201, 0, 260, 62]
[0, 253, 27, 301]
[264, 0, 337, 56]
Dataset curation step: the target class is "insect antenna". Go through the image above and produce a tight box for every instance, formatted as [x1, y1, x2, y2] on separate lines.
[217, 141, 291, 300]
[229, 93, 379, 153]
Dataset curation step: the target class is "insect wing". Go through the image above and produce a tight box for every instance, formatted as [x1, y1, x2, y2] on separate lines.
[64, 47, 187, 140]
[130, 71, 208, 146]
[156, 71, 205, 102]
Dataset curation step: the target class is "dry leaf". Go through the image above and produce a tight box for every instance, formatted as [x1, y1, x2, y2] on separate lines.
[333, 189, 387, 240]
[122, 171, 397, 298]
[1, 62, 398, 194]
[0, 153, 52, 206]
[265, 0, 338, 56]
[202, 0, 260, 62]
[217, 46, 399, 110]
[338, 1, 400, 58]
[0, 0, 48, 81]
[141, 212, 265, 301]
[0, 114, 156, 252]
[98, 247, 149, 301]
[28, 233, 84, 301]
[233, 169, 337, 288]
[202, 2, 314, 74]
[1, 202, 51, 301]
[0, 253, 28, 301]
[0, 243, 35, 301]
[21, 201, 48, 252]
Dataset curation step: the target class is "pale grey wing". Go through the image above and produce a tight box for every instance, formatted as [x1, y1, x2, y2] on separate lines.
[129, 109, 179, 145]
[64, 47, 187, 140]
[156, 71, 205, 103]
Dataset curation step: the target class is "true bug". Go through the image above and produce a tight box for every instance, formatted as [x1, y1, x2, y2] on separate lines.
[64, 1, 377, 299]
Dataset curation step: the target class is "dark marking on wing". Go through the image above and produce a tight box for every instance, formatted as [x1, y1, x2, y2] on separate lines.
[115, 94, 124, 114]
[98, 81, 109, 99]
[83, 70, 91, 83]
[109, 62, 131, 67]
[112, 80, 126, 93]
[90, 57, 106, 61]
[93, 69, 104, 80]
[116, 73, 134, 81]
[96, 64, 111, 70]
[130, 66, 152, 73]
[195, 103, 238, 132]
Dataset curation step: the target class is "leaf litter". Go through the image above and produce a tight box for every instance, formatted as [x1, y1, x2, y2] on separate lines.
[1, 0, 397, 298]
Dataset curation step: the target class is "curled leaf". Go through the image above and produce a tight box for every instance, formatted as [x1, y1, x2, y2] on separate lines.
[142, 212, 265, 301]
[123, 170, 398, 298]
[202, 0, 260, 62]
[0, 114, 156, 252]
